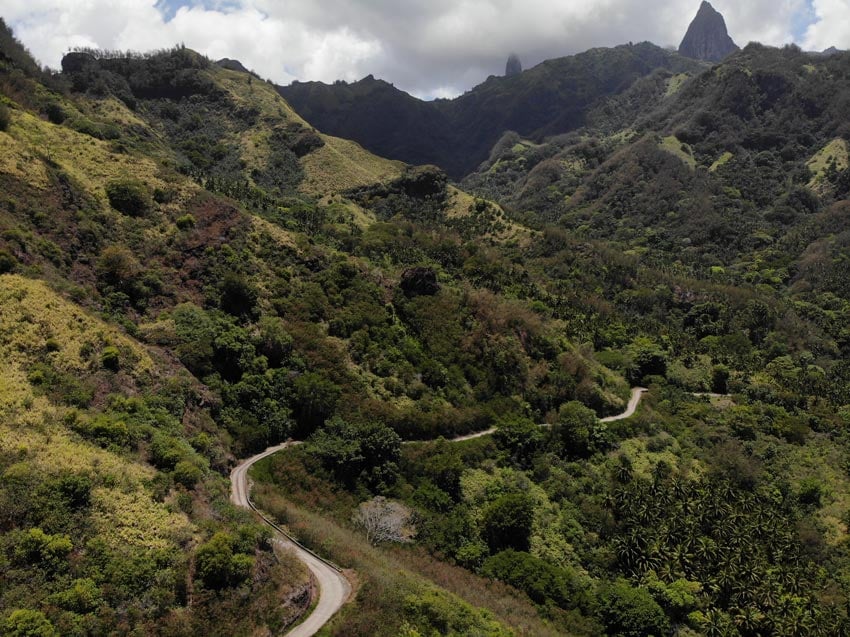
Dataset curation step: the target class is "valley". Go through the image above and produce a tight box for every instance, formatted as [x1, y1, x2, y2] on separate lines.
[1, 2, 850, 635]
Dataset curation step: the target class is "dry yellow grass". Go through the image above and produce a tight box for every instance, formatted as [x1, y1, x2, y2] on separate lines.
[807, 138, 848, 192]
[0, 274, 153, 378]
[665, 73, 690, 96]
[710, 151, 734, 172]
[659, 135, 696, 169]
[0, 273, 195, 553]
[300, 135, 404, 196]
[445, 186, 534, 245]
[9, 110, 168, 196]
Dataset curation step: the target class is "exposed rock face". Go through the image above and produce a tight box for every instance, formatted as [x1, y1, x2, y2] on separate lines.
[505, 53, 523, 77]
[216, 58, 251, 74]
[678, 1, 739, 62]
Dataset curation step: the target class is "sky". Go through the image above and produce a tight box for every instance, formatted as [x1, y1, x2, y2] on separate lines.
[3, 0, 848, 99]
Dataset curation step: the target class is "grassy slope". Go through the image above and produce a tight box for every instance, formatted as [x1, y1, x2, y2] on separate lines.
[212, 66, 404, 196]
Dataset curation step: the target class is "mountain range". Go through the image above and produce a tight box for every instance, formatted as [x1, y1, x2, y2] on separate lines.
[278, 1, 745, 178]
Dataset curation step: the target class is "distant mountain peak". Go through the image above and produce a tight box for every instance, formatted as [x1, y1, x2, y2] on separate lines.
[505, 53, 522, 77]
[678, 1, 739, 62]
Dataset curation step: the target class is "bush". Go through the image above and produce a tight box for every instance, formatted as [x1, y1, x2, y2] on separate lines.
[0, 248, 16, 273]
[14, 527, 72, 570]
[44, 102, 66, 124]
[173, 460, 203, 488]
[175, 214, 195, 229]
[49, 578, 102, 613]
[0, 103, 10, 132]
[105, 179, 153, 216]
[101, 346, 120, 370]
[195, 532, 253, 589]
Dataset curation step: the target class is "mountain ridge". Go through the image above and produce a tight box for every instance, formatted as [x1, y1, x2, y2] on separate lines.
[280, 42, 703, 178]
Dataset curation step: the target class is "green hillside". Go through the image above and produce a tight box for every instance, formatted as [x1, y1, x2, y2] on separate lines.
[0, 19, 624, 636]
[4, 14, 850, 637]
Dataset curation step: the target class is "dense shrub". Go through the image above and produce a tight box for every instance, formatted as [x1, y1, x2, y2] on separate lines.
[101, 346, 120, 370]
[173, 460, 203, 488]
[105, 179, 153, 216]
[481, 550, 587, 610]
[195, 532, 253, 589]
[598, 579, 669, 637]
[3, 609, 58, 637]
[481, 492, 535, 553]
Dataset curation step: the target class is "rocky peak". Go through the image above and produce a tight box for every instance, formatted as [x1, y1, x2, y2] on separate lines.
[216, 58, 250, 74]
[678, 1, 739, 62]
[505, 53, 522, 77]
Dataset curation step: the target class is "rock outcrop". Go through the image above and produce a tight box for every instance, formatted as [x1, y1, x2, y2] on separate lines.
[505, 53, 523, 77]
[678, 1, 739, 62]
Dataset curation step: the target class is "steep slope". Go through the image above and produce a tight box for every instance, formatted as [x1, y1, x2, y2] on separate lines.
[0, 19, 642, 636]
[678, 1, 739, 62]
[462, 42, 850, 402]
[280, 43, 703, 178]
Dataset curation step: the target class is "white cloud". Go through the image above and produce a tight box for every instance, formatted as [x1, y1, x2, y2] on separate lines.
[3, 0, 821, 98]
[803, 0, 850, 50]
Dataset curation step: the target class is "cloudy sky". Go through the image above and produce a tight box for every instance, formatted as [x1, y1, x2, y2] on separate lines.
[4, 0, 848, 99]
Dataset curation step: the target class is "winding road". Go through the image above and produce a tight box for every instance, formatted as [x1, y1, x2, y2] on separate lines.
[230, 443, 351, 637]
[445, 387, 648, 442]
[600, 387, 647, 422]
[230, 387, 648, 636]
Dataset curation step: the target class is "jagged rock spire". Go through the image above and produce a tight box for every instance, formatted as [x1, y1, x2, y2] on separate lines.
[678, 1, 739, 62]
[505, 53, 522, 77]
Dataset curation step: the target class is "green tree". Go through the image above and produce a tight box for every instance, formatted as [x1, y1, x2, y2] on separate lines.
[3, 609, 57, 637]
[291, 372, 340, 433]
[626, 337, 667, 383]
[482, 492, 535, 553]
[493, 414, 543, 468]
[554, 400, 606, 458]
[256, 315, 293, 367]
[218, 271, 258, 319]
[598, 579, 670, 637]
[310, 417, 402, 489]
